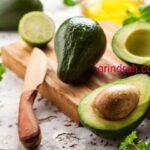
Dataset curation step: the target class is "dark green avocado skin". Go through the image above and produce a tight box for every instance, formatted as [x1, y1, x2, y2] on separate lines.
[79, 105, 149, 139]
[54, 17, 106, 83]
[0, 0, 43, 30]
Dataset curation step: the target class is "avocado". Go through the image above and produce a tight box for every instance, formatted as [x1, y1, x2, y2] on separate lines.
[54, 17, 106, 83]
[112, 22, 150, 65]
[78, 74, 150, 138]
[0, 0, 43, 30]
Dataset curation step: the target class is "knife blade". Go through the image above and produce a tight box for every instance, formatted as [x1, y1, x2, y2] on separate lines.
[18, 48, 47, 149]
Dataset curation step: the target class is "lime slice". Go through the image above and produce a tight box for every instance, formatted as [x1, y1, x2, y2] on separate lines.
[19, 11, 55, 46]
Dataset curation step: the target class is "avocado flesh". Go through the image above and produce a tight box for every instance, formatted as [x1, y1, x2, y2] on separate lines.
[126, 30, 150, 57]
[112, 22, 150, 65]
[78, 74, 150, 138]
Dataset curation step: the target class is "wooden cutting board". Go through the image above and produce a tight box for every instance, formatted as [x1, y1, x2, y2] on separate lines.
[1, 21, 128, 124]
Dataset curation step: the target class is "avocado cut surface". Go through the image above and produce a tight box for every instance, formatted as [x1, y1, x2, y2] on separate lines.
[112, 22, 150, 65]
[78, 74, 150, 138]
[54, 16, 106, 83]
[0, 0, 43, 30]
[126, 30, 150, 57]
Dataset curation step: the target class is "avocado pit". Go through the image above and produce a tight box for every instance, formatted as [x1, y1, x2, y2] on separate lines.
[93, 84, 139, 121]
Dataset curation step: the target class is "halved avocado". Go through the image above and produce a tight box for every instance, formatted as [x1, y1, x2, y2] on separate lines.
[78, 74, 150, 138]
[112, 22, 150, 65]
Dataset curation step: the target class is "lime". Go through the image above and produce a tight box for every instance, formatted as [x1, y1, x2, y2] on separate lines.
[19, 11, 55, 46]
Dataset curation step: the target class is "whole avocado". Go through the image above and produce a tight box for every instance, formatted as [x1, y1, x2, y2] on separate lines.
[54, 17, 106, 83]
[0, 0, 43, 30]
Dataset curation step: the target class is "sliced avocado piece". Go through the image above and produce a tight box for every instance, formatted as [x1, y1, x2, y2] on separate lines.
[112, 22, 150, 65]
[78, 74, 150, 138]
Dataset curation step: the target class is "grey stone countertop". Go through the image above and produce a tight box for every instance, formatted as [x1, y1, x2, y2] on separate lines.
[0, 0, 150, 150]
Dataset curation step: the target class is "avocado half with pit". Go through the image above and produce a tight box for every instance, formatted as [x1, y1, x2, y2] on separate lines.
[78, 74, 150, 138]
[112, 22, 150, 65]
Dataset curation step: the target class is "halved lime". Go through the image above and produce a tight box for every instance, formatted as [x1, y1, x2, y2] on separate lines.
[19, 11, 55, 46]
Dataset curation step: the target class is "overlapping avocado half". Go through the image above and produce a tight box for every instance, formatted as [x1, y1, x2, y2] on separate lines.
[78, 74, 150, 138]
[112, 22, 150, 65]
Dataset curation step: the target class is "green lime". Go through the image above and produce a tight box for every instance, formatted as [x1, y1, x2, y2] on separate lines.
[19, 11, 55, 46]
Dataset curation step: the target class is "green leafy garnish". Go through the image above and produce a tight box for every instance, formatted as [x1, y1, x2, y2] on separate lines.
[120, 131, 138, 150]
[120, 131, 150, 150]
[0, 64, 5, 81]
[123, 4, 150, 25]
[137, 141, 150, 150]
[64, 0, 79, 6]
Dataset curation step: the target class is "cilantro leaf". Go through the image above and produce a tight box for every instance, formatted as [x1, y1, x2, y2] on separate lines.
[64, 0, 79, 6]
[0, 64, 5, 81]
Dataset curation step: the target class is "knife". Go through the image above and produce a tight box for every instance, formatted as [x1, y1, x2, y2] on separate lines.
[18, 48, 47, 149]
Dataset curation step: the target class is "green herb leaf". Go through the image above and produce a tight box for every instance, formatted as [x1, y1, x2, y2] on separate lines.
[139, 4, 150, 14]
[0, 64, 5, 81]
[120, 131, 150, 150]
[123, 17, 138, 26]
[123, 10, 139, 25]
[120, 131, 137, 150]
[123, 4, 150, 26]
[140, 4, 150, 22]
[137, 141, 150, 150]
[64, 0, 79, 6]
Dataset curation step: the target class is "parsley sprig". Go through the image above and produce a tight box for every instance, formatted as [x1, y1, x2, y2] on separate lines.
[120, 131, 150, 150]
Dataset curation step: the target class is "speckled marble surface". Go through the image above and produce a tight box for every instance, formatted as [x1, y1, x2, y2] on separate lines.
[0, 1, 150, 150]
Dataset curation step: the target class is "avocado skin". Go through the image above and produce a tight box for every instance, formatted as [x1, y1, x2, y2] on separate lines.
[79, 105, 149, 139]
[54, 17, 106, 83]
[0, 0, 43, 30]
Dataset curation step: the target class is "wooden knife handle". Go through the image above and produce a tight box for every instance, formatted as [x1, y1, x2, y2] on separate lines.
[18, 90, 41, 149]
